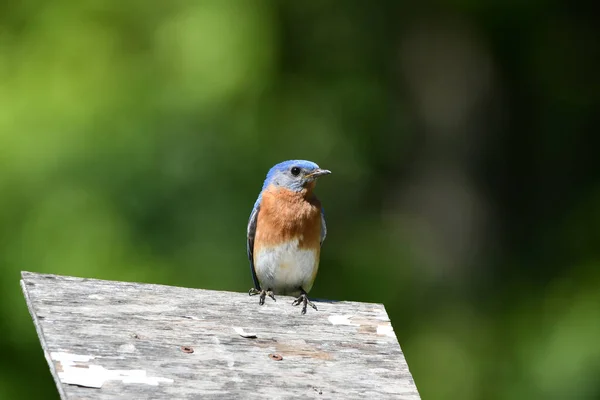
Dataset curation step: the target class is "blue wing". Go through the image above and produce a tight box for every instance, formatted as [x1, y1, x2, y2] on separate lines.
[247, 196, 261, 290]
[320, 207, 327, 246]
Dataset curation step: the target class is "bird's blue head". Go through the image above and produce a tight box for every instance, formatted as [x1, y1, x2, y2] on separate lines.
[262, 160, 331, 192]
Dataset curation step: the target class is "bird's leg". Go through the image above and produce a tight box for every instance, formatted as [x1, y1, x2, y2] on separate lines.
[249, 288, 276, 305]
[292, 288, 318, 314]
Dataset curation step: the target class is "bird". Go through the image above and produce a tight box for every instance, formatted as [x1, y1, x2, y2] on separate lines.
[247, 160, 331, 314]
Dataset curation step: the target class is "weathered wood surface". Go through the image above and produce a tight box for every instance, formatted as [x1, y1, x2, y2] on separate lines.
[21, 271, 420, 399]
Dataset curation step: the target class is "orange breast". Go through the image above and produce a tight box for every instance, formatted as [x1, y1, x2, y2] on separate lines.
[254, 186, 322, 251]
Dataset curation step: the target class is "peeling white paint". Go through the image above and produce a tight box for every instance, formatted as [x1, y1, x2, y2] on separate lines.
[50, 352, 173, 388]
[233, 327, 257, 338]
[52, 352, 95, 363]
[118, 344, 136, 353]
[328, 315, 360, 326]
[376, 324, 395, 338]
[88, 294, 104, 300]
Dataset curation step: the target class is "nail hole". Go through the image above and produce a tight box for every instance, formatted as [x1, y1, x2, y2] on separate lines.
[269, 353, 283, 361]
[181, 346, 194, 354]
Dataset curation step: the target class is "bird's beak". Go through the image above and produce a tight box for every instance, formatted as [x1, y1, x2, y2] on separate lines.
[306, 168, 331, 179]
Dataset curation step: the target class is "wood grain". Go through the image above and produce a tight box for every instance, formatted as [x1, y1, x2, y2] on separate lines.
[21, 271, 420, 399]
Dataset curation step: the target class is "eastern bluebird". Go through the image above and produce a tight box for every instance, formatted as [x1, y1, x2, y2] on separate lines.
[247, 160, 331, 314]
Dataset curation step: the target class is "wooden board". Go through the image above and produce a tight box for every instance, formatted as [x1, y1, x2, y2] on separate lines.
[21, 271, 420, 399]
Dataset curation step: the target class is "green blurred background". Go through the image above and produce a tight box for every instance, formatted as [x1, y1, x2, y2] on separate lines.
[1, 1, 598, 399]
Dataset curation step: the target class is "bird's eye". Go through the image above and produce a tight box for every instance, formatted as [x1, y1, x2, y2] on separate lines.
[290, 167, 301, 176]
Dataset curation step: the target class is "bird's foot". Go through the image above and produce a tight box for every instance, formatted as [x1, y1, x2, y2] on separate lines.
[292, 292, 318, 315]
[249, 288, 276, 305]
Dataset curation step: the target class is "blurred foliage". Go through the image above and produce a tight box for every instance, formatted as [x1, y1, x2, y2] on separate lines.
[1, 1, 598, 399]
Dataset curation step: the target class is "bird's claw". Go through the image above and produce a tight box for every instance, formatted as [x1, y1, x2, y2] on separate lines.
[249, 288, 276, 305]
[292, 292, 318, 315]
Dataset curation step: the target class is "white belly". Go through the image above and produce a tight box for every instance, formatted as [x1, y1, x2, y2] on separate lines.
[254, 238, 319, 296]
